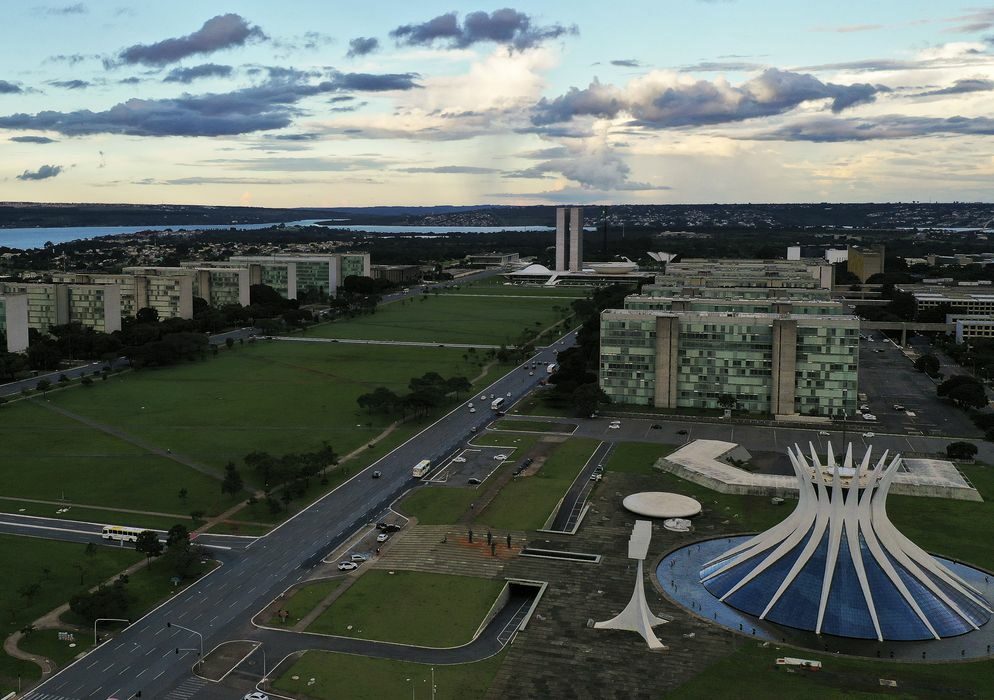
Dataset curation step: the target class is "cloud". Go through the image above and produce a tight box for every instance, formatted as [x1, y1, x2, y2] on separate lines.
[532, 68, 885, 128]
[116, 13, 266, 66]
[272, 132, 319, 141]
[46, 53, 99, 65]
[397, 165, 498, 174]
[39, 3, 86, 14]
[329, 95, 355, 103]
[50, 79, 90, 89]
[347, 36, 380, 58]
[610, 59, 642, 68]
[163, 63, 233, 83]
[680, 61, 765, 72]
[10, 136, 57, 143]
[811, 23, 883, 33]
[390, 9, 577, 51]
[748, 115, 994, 142]
[944, 9, 994, 34]
[0, 80, 22, 94]
[118, 76, 142, 84]
[0, 72, 419, 137]
[16, 164, 63, 180]
[913, 78, 994, 97]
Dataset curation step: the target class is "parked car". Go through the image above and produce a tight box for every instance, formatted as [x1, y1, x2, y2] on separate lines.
[818, 430, 830, 437]
[863, 432, 876, 438]
[494, 454, 508, 460]
[371, 470, 382, 479]
[376, 533, 390, 543]
[381, 523, 402, 532]
[862, 414, 877, 421]
[244, 693, 270, 700]
[608, 424, 621, 430]
[893, 404, 905, 410]
[453, 456, 467, 463]
[351, 553, 370, 562]
[338, 561, 359, 571]
[468, 477, 481, 484]
[677, 429, 688, 435]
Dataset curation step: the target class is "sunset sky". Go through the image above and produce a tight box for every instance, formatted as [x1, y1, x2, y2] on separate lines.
[2, 1, 994, 207]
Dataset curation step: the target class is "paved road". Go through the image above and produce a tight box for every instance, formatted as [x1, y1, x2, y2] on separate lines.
[0, 512, 255, 552]
[23, 331, 575, 699]
[548, 441, 612, 532]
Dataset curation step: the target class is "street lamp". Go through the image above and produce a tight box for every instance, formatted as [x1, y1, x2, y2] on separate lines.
[166, 621, 203, 668]
[94, 617, 129, 645]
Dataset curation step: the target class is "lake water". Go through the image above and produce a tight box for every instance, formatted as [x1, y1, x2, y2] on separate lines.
[0, 219, 556, 250]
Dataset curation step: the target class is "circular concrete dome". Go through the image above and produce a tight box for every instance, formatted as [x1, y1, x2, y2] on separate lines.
[623, 492, 702, 519]
[587, 262, 638, 274]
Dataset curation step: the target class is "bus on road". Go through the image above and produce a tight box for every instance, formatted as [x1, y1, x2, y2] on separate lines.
[412, 459, 432, 478]
[490, 397, 506, 411]
[101, 525, 144, 542]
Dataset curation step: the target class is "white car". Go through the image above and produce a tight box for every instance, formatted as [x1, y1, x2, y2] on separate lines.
[469, 407, 476, 413]
[608, 424, 621, 430]
[480, 395, 487, 400]
[351, 553, 370, 562]
[494, 454, 508, 460]
[338, 561, 359, 571]
[862, 414, 877, 421]
[453, 456, 467, 463]
[818, 430, 830, 437]
[506, 392, 512, 397]
[244, 694, 269, 700]
[862, 432, 876, 438]
[376, 533, 389, 543]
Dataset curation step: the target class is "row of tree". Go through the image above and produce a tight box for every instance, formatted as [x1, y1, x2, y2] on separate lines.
[357, 372, 473, 418]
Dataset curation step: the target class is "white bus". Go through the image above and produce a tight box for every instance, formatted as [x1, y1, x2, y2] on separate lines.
[412, 459, 432, 478]
[101, 525, 144, 542]
[546, 363, 557, 374]
[490, 397, 505, 411]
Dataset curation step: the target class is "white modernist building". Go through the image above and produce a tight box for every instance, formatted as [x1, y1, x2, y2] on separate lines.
[700, 443, 991, 641]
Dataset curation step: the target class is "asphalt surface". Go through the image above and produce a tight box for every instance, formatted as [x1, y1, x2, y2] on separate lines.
[548, 441, 612, 532]
[858, 330, 981, 438]
[0, 512, 254, 552]
[22, 331, 575, 700]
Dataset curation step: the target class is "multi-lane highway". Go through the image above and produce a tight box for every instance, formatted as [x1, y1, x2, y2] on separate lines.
[22, 332, 574, 699]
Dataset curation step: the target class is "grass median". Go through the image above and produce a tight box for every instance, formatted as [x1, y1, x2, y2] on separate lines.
[306, 570, 504, 647]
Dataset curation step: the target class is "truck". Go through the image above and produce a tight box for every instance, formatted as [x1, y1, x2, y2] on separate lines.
[546, 362, 557, 374]
[412, 459, 431, 478]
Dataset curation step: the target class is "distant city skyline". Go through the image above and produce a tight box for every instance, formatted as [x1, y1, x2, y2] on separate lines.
[2, 1, 994, 206]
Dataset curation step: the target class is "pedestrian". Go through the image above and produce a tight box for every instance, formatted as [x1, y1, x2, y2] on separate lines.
[468, 528, 473, 543]
[506, 533, 512, 549]
[491, 542, 497, 556]
[487, 529, 493, 545]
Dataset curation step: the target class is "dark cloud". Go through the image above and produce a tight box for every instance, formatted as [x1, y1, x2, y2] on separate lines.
[0, 80, 22, 94]
[329, 102, 365, 112]
[913, 78, 994, 97]
[397, 165, 498, 174]
[795, 58, 923, 72]
[329, 95, 355, 103]
[116, 14, 266, 67]
[390, 9, 577, 51]
[0, 72, 419, 137]
[347, 36, 380, 58]
[680, 60, 765, 72]
[46, 53, 99, 65]
[532, 68, 884, 127]
[163, 63, 233, 83]
[118, 76, 142, 84]
[510, 149, 669, 190]
[749, 115, 994, 142]
[610, 59, 642, 68]
[16, 164, 63, 180]
[10, 136, 57, 143]
[50, 79, 90, 89]
[272, 132, 320, 141]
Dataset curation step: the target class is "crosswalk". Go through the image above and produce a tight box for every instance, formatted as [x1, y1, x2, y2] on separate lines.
[162, 676, 207, 700]
[22, 694, 77, 700]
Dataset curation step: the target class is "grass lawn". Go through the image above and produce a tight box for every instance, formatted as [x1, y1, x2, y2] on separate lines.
[311, 294, 566, 345]
[510, 392, 577, 418]
[669, 641, 994, 699]
[0, 535, 140, 693]
[478, 438, 599, 531]
[0, 500, 199, 532]
[18, 629, 94, 669]
[270, 578, 343, 626]
[401, 482, 490, 525]
[306, 571, 504, 647]
[273, 649, 507, 700]
[605, 442, 677, 475]
[492, 418, 575, 433]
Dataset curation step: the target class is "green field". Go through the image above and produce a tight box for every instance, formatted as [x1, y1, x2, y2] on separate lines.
[0, 499, 201, 532]
[0, 535, 141, 693]
[18, 629, 94, 669]
[306, 571, 504, 647]
[604, 442, 675, 475]
[478, 438, 599, 531]
[270, 578, 343, 626]
[311, 293, 567, 345]
[274, 649, 507, 700]
[670, 641, 994, 699]
[444, 277, 590, 298]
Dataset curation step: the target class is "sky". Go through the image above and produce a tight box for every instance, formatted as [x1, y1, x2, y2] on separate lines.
[2, 1, 994, 207]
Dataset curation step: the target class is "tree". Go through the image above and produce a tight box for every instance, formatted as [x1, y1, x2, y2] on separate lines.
[446, 376, 472, 399]
[221, 462, 244, 495]
[717, 394, 737, 410]
[134, 530, 163, 568]
[938, 374, 982, 397]
[914, 354, 940, 377]
[18, 581, 41, 606]
[165, 524, 189, 549]
[135, 307, 159, 324]
[948, 382, 987, 409]
[35, 379, 51, 395]
[946, 442, 979, 460]
[69, 578, 130, 623]
[572, 382, 610, 417]
[225, 337, 235, 349]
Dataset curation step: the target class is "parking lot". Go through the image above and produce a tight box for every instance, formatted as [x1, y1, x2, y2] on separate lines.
[858, 331, 981, 438]
[429, 444, 516, 488]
